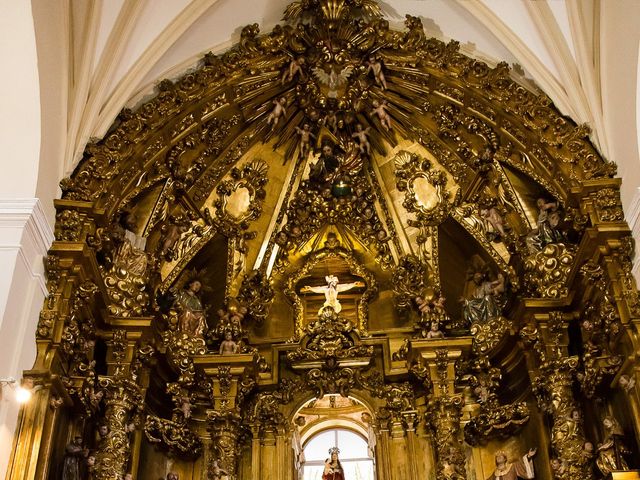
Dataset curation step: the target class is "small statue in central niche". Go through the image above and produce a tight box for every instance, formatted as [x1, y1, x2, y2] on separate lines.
[219, 331, 239, 355]
[488, 448, 536, 480]
[301, 275, 364, 314]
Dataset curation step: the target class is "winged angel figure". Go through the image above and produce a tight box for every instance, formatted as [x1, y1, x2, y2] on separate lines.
[313, 65, 354, 98]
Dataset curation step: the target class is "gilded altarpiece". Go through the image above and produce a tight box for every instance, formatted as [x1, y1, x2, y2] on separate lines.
[7, 1, 640, 480]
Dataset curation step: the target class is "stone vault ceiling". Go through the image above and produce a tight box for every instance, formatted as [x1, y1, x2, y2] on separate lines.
[31, 0, 640, 205]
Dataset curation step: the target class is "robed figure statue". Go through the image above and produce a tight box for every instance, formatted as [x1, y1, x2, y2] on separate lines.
[323, 447, 345, 480]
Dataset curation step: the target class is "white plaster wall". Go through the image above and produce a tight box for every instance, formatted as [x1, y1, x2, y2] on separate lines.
[0, 1, 53, 476]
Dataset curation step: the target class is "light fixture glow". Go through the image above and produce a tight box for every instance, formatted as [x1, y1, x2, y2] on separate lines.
[15, 386, 32, 404]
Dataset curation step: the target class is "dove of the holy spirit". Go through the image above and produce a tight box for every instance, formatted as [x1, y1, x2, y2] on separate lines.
[312, 65, 354, 98]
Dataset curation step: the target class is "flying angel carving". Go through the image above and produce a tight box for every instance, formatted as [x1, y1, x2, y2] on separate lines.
[312, 65, 354, 98]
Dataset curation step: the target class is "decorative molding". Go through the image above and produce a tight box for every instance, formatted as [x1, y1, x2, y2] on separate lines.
[0, 198, 54, 294]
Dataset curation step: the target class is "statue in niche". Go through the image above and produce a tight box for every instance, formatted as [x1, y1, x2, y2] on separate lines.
[61, 436, 89, 480]
[460, 268, 505, 325]
[426, 322, 445, 339]
[210, 460, 229, 480]
[219, 332, 239, 355]
[487, 448, 536, 480]
[479, 206, 508, 242]
[323, 447, 345, 480]
[300, 275, 364, 315]
[114, 212, 148, 277]
[526, 197, 566, 253]
[361, 412, 377, 459]
[596, 415, 631, 476]
[309, 143, 341, 184]
[173, 278, 207, 337]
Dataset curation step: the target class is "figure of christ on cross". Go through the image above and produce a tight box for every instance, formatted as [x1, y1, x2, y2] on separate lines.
[300, 275, 364, 314]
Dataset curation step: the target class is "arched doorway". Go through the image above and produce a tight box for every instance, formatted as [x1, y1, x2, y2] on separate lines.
[303, 428, 374, 480]
[293, 395, 376, 480]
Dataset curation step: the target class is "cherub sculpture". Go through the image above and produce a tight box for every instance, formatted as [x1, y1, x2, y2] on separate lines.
[370, 99, 392, 131]
[426, 322, 445, 339]
[295, 123, 316, 159]
[351, 124, 371, 155]
[366, 55, 387, 90]
[267, 97, 287, 127]
[219, 331, 239, 355]
[282, 56, 306, 84]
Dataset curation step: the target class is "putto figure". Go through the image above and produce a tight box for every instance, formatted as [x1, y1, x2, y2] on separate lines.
[301, 275, 364, 314]
[366, 55, 387, 90]
[282, 56, 306, 84]
[267, 97, 287, 127]
[370, 99, 392, 131]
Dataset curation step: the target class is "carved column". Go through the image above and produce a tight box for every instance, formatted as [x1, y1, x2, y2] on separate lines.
[196, 353, 256, 479]
[401, 410, 420, 480]
[374, 412, 393, 480]
[522, 312, 593, 479]
[94, 376, 142, 480]
[207, 409, 243, 478]
[250, 423, 261, 480]
[411, 337, 472, 480]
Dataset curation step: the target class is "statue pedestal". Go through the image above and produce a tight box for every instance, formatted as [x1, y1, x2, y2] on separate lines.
[193, 353, 256, 409]
[609, 472, 640, 480]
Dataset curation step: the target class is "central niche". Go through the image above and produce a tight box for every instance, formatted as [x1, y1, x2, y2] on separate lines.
[294, 396, 375, 480]
[285, 235, 377, 338]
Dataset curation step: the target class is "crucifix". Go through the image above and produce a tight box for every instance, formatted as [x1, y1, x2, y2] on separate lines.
[300, 275, 364, 314]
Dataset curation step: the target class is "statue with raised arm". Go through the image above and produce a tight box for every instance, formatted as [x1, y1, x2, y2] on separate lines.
[300, 275, 364, 314]
[488, 448, 537, 480]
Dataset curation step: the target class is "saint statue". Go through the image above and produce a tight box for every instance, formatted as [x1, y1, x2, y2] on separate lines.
[62, 436, 88, 480]
[173, 279, 207, 337]
[301, 275, 364, 314]
[596, 415, 630, 476]
[487, 448, 536, 480]
[323, 447, 345, 480]
[114, 212, 148, 277]
[292, 416, 306, 479]
[461, 271, 505, 325]
[526, 197, 565, 253]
